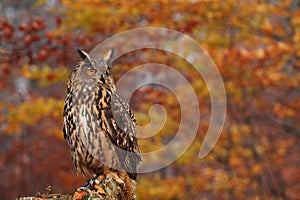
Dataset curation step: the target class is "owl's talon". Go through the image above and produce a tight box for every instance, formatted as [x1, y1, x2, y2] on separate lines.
[84, 178, 93, 187]
[84, 178, 101, 190]
[111, 175, 125, 187]
[76, 186, 86, 191]
[105, 175, 111, 183]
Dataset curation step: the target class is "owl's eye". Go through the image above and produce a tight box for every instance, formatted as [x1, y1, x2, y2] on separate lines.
[87, 67, 96, 75]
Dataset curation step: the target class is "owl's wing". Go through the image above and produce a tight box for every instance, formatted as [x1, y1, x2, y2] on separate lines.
[102, 92, 142, 178]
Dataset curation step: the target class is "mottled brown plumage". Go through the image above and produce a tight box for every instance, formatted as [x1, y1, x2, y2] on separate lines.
[63, 48, 141, 199]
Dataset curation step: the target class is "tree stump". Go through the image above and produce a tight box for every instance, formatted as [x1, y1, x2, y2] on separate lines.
[18, 177, 122, 200]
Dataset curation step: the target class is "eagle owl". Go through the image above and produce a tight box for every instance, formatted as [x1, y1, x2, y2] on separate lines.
[63, 48, 141, 199]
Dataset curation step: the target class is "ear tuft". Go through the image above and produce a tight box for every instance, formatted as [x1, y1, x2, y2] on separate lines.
[77, 49, 91, 60]
[103, 48, 114, 64]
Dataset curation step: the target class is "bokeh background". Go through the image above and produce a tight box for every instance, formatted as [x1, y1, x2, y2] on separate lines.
[1, 0, 300, 199]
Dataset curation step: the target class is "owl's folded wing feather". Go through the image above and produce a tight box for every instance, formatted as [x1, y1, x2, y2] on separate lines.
[101, 92, 142, 178]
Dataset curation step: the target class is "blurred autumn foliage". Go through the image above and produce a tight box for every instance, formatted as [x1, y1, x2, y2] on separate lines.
[0, 0, 300, 199]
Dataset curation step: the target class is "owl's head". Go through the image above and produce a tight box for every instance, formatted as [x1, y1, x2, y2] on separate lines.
[76, 48, 115, 88]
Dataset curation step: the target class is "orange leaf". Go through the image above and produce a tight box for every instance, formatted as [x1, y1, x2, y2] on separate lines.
[73, 190, 85, 200]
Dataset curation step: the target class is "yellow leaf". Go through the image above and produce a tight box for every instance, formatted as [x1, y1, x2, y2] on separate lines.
[251, 165, 263, 175]
[256, 48, 266, 59]
[268, 72, 282, 82]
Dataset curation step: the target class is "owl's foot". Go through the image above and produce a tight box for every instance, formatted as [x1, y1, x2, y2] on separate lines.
[84, 178, 94, 187]
[97, 171, 125, 188]
[81, 178, 106, 195]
